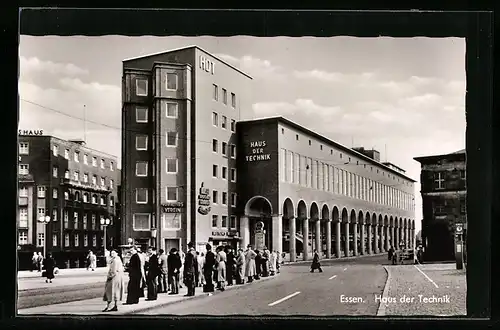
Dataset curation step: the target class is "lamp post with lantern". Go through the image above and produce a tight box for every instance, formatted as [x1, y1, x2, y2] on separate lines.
[38, 215, 51, 258]
[100, 217, 111, 261]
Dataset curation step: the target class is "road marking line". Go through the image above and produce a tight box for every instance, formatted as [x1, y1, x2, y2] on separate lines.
[413, 265, 439, 288]
[343, 268, 347, 271]
[268, 291, 301, 306]
[328, 275, 337, 280]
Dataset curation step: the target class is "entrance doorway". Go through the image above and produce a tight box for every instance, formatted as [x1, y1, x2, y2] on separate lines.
[164, 238, 180, 253]
[427, 222, 454, 261]
[244, 195, 274, 251]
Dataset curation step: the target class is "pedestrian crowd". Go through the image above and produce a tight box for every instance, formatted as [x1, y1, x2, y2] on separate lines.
[100, 242, 283, 312]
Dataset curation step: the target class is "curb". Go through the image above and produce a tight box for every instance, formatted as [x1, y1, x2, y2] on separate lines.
[376, 266, 392, 316]
[125, 274, 280, 315]
[283, 252, 387, 265]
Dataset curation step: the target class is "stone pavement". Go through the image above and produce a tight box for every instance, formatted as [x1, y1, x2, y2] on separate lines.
[282, 252, 387, 265]
[18, 274, 280, 315]
[18, 267, 108, 279]
[377, 263, 467, 316]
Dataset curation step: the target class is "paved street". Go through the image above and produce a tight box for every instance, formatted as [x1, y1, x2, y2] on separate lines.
[140, 254, 389, 316]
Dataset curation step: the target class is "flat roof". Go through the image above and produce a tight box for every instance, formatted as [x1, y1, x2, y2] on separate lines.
[238, 116, 417, 183]
[413, 149, 466, 163]
[122, 45, 253, 80]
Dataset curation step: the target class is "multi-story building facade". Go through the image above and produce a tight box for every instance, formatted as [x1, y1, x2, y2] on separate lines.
[121, 46, 252, 253]
[237, 117, 417, 261]
[414, 149, 466, 262]
[17, 135, 120, 269]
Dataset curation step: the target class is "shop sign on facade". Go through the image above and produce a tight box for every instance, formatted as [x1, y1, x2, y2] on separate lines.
[199, 56, 215, 75]
[161, 202, 184, 213]
[18, 129, 44, 136]
[211, 230, 238, 238]
[245, 140, 271, 162]
[198, 182, 211, 215]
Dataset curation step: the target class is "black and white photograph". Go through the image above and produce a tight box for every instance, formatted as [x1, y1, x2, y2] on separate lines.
[16, 16, 469, 317]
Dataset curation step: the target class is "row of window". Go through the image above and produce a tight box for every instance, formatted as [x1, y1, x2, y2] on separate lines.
[135, 102, 178, 123]
[18, 231, 103, 248]
[212, 112, 236, 131]
[280, 128, 412, 187]
[52, 167, 114, 188]
[280, 149, 414, 211]
[19, 208, 113, 230]
[135, 73, 179, 97]
[211, 214, 237, 229]
[212, 165, 237, 182]
[433, 199, 466, 214]
[135, 132, 179, 150]
[433, 171, 466, 189]
[212, 139, 236, 158]
[52, 144, 115, 171]
[19, 187, 114, 206]
[212, 84, 237, 108]
[134, 159, 178, 175]
[132, 213, 181, 231]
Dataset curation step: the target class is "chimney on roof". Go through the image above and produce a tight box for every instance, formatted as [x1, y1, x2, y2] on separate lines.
[352, 147, 380, 162]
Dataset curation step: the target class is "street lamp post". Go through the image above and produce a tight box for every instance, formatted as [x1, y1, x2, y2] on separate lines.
[38, 215, 51, 257]
[100, 218, 111, 256]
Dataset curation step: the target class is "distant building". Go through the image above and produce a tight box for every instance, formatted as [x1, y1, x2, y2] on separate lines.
[414, 149, 466, 262]
[17, 135, 120, 269]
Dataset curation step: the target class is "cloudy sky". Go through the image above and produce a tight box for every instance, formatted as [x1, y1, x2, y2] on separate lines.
[19, 36, 466, 232]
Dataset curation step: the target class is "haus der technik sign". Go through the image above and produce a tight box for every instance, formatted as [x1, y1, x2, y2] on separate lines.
[245, 140, 271, 162]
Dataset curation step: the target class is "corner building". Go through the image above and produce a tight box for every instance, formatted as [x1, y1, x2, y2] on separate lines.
[121, 46, 252, 253]
[237, 117, 417, 261]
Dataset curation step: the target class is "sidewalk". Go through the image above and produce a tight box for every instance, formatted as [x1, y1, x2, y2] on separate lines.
[18, 274, 280, 315]
[18, 267, 108, 279]
[377, 263, 466, 316]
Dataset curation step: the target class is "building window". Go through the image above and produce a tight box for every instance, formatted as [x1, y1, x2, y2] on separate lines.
[296, 134, 299, 141]
[136, 188, 148, 204]
[213, 84, 218, 101]
[282, 128, 285, 134]
[100, 196, 106, 205]
[91, 214, 96, 229]
[38, 233, 45, 247]
[435, 204, 445, 214]
[110, 179, 114, 189]
[110, 162, 114, 171]
[110, 197, 114, 207]
[460, 170, 466, 180]
[460, 200, 466, 213]
[212, 215, 218, 228]
[19, 208, 28, 227]
[73, 212, 79, 229]
[136, 79, 148, 96]
[83, 173, 88, 183]
[53, 188, 58, 199]
[136, 135, 148, 151]
[83, 214, 87, 229]
[74, 151, 80, 162]
[52, 166, 58, 178]
[231, 193, 237, 207]
[38, 208, 46, 217]
[19, 164, 29, 175]
[166, 73, 178, 90]
[18, 231, 28, 245]
[92, 175, 97, 186]
[83, 235, 88, 247]
[100, 177, 105, 187]
[212, 139, 218, 153]
[83, 193, 89, 203]
[83, 154, 88, 165]
[221, 216, 228, 228]
[73, 171, 79, 181]
[212, 112, 218, 126]
[166, 102, 178, 118]
[136, 161, 148, 177]
[166, 158, 178, 173]
[52, 234, 57, 247]
[229, 216, 236, 229]
[230, 119, 236, 132]
[19, 142, 29, 155]
[212, 190, 218, 204]
[92, 157, 97, 167]
[222, 192, 227, 205]
[231, 93, 236, 108]
[221, 167, 228, 180]
[222, 88, 227, 105]
[133, 213, 151, 231]
[63, 233, 69, 247]
[212, 165, 218, 178]
[136, 107, 148, 123]
[222, 142, 227, 156]
[64, 149, 69, 159]
[92, 234, 97, 247]
[221, 116, 227, 129]
[166, 187, 178, 201]
[230, 168, 236, 182]
[162, 213, 181, 230]
[308, 140, 311, 146]
[100, 159, 105, 169]
[434, 172, 445, 189]
[64, 211, 69, 227]
[230, 144, 236, 158]
[53, 145, 59, 156]
[65, 170, 70, 179]
[19, 187, 28, 197]
[37, 186, 46, 198]
[91, 194, 97, 204]
[166, 131, 177, 147]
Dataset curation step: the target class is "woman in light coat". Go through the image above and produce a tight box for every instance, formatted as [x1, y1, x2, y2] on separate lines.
[269, 250, 277, 275]
[102, 250, 125, 312]
[196, 252, 205, 287]
[235, 248, 246, 284]
[216, 246, 227, 291]
[244, 245, 257, 283]
[89, 251, 97, 271]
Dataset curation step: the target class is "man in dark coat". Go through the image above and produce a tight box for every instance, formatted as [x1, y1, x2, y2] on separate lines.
[157, 249, 168, 293]
[388, 246, 395, 261]
[43, 253, 56, 283]
[310, 249, 323, 273]
[167, 248, 181, 294]
[225, 246, 236, 286]
[146, 246, 160, 300]
[125, 246, 143, 304]
[183, 242, 199, 297]
[203, 244, 216, 293]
